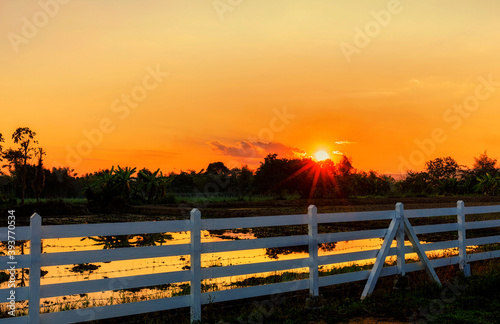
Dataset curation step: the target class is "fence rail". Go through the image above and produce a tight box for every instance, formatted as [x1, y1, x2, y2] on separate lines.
[0, 201, 499, 323]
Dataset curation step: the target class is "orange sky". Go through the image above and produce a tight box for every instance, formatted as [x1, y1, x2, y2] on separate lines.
[1, 1, 500, 176]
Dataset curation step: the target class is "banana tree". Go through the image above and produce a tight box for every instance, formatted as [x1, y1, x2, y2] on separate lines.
[136, 168, 166, 203]
[474, 173, 500, 195]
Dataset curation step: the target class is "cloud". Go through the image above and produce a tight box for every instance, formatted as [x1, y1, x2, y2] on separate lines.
[331, 151, 344, 155]
[334, 140, 354, 145]
[208, 141, 306, 159]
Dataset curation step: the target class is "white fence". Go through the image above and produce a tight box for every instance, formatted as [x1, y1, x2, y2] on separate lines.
[0, 201, 499, 323]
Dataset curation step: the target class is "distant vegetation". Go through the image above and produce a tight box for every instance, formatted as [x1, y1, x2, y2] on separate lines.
[1, 127, 500, 212]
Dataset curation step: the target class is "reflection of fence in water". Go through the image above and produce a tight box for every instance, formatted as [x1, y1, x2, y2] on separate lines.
[0, 201, 499, 323]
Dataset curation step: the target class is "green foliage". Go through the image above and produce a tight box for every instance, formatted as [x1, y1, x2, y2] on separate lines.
[134, 168, 167, 203]
[474, 151, 498, 177]
[398, 152, 500, 197]
[84, 166, 136, 212]
[474, 173, 500, 195]
[425, 156, 459, 189]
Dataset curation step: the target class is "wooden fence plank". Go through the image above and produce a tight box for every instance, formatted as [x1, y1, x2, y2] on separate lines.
[317, 228, 387, 243]
[405, 207, 457, 218]
[40, 271, 189, 299]
[467, 250, 500, 262]
[201, 214, 308, 230]
[0, 226, 29, 241]
[466, 235, 500, 246]
[457, 201, 470, 277]
[0, 254, 30, 271]
[41, 220, 190, 239]
[202, 258, 308, 280]
[396, 203, 406, 276]
[465, 219, 500, 230]
[0, 287, 29, 303]
[403, 217, 441, 286]
[361, 216, 401, 299]
[413, 223, 457, 234]
[465, 205, 500, 215]
[202, 235, 308, 254]
[308, 205, 319, 297]
[317, 210, 394, 223]
[39, 296, 190, 324]
[201, 280, 309, 304]
[29, 214, 42, 324]
[190, 209, 202, 323]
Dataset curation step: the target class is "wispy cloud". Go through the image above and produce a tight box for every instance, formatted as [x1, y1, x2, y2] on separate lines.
[208, 141, 306, 159]
[334, 140, 354, 145]
[331, 150, 344, 155]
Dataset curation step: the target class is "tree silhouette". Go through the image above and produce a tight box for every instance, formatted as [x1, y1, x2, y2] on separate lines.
[425, 157, 459, 190]
[136, 168, 166, 203]
[473, 151, 498, 177]
[205, 162, 230, 176]
[12, 127, 38, 204]
[0, 133, 4, 176]
[32, 148, 46, 202]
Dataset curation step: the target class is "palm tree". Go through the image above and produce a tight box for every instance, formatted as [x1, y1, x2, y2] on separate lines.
[113, 166, 136, 199]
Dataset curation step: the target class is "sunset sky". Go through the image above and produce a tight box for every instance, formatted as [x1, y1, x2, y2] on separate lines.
[1, 0, 500, 176]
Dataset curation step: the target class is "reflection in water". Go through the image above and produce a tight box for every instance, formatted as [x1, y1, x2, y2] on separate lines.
[266, 242, 338, 259]
[0, 229, 458, 316]
[82, 233, 174, 249]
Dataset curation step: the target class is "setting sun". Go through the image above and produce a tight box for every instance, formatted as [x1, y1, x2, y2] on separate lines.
[314, 150, 330, 161]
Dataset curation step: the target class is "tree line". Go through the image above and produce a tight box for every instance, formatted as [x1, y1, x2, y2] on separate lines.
[2, 128, 499, 210]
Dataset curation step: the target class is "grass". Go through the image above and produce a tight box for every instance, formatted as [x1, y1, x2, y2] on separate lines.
[13, 198, 87, 204]
[173, 194, 301, 205]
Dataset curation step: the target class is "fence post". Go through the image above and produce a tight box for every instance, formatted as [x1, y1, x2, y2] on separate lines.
[190, 209, 202, 322]
[396, 203, 405, 276]
[457, 201, 470, 277]
[29, 213, 41, 324]
[308, 205, 319, 297]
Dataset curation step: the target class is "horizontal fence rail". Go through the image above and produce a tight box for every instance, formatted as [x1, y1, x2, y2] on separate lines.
[0, 201, 499, 323]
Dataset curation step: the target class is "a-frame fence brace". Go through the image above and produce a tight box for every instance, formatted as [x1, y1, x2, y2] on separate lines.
[361, 202, 441, 299]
